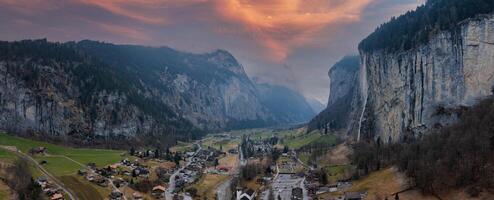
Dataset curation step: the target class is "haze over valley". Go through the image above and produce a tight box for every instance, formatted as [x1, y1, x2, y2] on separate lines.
[0, 0, 494, 200]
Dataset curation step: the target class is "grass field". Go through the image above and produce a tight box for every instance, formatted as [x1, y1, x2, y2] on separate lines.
[0, 148, 14, 160]
[0, 133, 124, 168]
[59, 175, 108, 200]
[170, 141, 194, 153]
[0, 132, 127, 199]
[188, 174, 229, 199]
[282, 131, 337, 149]
[324, 165, 352, 183]
[36, 156, 83, 176]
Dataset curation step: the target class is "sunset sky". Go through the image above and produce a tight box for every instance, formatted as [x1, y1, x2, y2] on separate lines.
[0, 0, 423, 103]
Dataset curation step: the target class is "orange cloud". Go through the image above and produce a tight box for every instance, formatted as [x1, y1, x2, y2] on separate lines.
[215, 0, 373, 61]
[77, 0, 169, 25]
[83, 19, 151, 42]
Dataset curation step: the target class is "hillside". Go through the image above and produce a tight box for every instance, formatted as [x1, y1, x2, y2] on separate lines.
[352, 96, 494, 198]
[359, 0, 494, 52]
[0, 39, 284, 147]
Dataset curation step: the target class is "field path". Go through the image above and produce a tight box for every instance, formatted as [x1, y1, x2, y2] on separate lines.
[0, 146, 78, 200]
[48, 154, 128, 200]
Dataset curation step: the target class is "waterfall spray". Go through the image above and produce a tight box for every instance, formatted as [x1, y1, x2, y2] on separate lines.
[357, 58, 369, 141]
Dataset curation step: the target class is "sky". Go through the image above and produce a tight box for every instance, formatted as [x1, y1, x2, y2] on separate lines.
[0, 0, 424, 104]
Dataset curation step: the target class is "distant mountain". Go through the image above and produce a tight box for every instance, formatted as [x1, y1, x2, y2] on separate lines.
[0, 39, 278, 146]
[306, 98, 325, 114]
[255, 83, 316, 124]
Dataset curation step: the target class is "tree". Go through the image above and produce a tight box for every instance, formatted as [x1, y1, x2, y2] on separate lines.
[395, 194, 399, 200]
[173, 154, 182, 165]
[5, 160, 41, 200]
[319, 169, 328, 185]
[283, 145, 289, 153]
[154, 148, 160, 159]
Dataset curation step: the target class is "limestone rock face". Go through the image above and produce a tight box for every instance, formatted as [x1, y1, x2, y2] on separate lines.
[361, 14, 494, 143]
[0, 40, 276, 144]
[308, 56, 363, 135]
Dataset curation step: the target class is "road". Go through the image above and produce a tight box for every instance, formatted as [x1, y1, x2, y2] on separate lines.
[217, 143, 248, 200]
[165, 142, 202, 200]
[0, 146, 78, 200]
[269, 174, 306, 200]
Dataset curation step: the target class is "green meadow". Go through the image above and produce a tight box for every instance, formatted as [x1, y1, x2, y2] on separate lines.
[0, 132, 125, 176]
[282, 131, 337, 149]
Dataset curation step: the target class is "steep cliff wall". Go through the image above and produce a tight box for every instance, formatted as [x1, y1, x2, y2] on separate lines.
[360, 14, 494, 143]
[0, 40, 277, 145]
[308, 56, 362, 135]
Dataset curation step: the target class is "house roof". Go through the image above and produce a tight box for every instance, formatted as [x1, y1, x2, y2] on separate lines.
[51, 193, 63, 200]
[133, 192, 143, 198]
[153, 185, 166, 192]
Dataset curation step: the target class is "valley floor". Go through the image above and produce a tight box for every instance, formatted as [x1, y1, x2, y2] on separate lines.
[1, 128, 492, 200]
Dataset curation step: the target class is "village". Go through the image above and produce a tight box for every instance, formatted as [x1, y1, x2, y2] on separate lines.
[1, 129, 393, 200]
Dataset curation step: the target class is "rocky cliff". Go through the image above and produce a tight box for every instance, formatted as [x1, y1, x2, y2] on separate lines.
[360, 13, 494, 143]
[308, 56, 362, 135]
[0, 39, 276, 146]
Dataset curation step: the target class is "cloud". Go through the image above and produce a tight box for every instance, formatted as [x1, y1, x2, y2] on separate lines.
[214, 0, 373, 61]
[76, 0, 167, 25]
[0, 0, 422, 103]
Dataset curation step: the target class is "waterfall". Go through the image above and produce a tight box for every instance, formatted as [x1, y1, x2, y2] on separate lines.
[357, 58, 369, 141]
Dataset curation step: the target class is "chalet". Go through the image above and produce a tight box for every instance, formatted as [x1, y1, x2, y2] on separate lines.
[217, 166, 230, 172]
[92, 176, 107, 187]
[110, 164, 119, 170]
[291, 187, 303, 200]
[110, 189, 123, 200]
[133, 167, 149, 177]
[112, 178, 125, 187]
[36, 147, 47, 153]
[50, 193, 64, 200]
[132, 192, 143, 200]
[36, 176, 48, 187]
[152, 185, 166, 198]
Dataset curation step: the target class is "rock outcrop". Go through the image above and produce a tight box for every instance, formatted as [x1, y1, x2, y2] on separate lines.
[360, 14, 494, 143]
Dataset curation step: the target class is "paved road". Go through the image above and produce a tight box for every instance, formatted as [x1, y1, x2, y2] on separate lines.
[0, 146, 78, 200]
[165, 142, 202, 200]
